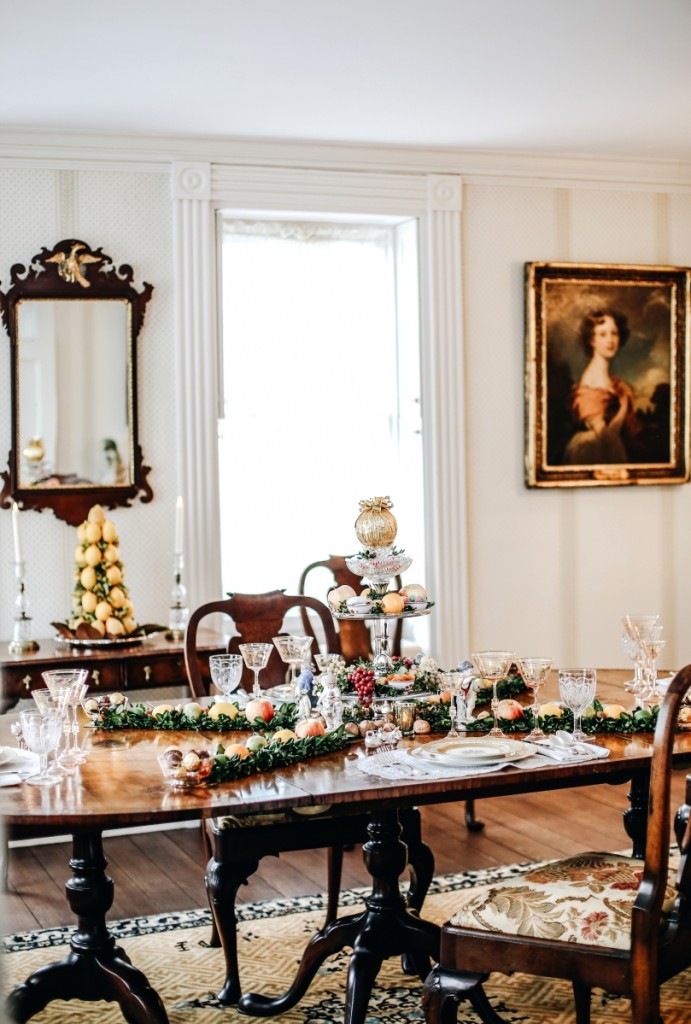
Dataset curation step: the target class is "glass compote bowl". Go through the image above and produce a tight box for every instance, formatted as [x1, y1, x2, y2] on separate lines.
[558, 668, 597, 742]
[209, 654, 244, 697]
[272, 635, 314, 686]
[18, 708, 64, 787]
[43, 669, 89, 767]
[239, 643, 273, 698]
[470, 651, 515, 737]
[516, 657, 553, 738]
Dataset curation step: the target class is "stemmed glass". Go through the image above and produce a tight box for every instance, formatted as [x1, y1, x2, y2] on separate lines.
[32, 688, 70, 776]
[209, 654, 244, 697]
[638, 627, 666, 704]
[622, 614, 662, 704]
[558, 668, 597, 742]
[272, 635, 314, 686]
[440, 671, 465, 739]
[471, 651, 515, 737]
[43, 669, 89, 767]
[239, 643, 273, 698]
[621, 630, 647, 696]
[516, 657, 553, 739]
[18, 709, 64, 787]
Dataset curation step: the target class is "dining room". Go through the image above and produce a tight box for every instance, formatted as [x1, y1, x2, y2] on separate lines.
[3, 2, 691, 1022]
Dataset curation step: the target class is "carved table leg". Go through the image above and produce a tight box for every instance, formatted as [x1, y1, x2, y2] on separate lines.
[238, 809, 442, 1024]
[624, 769, 651, 859]
[205, 854, 260, 1005]
[6, 830, 168, 1024]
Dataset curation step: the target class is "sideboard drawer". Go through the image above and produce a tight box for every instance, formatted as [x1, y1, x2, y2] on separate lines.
[1, 661, 122, 697]
[127, 654, 187, 690]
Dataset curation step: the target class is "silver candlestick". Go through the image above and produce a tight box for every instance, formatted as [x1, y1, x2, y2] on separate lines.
[167, 553, 189, 641]
[9, 560, 39, 653]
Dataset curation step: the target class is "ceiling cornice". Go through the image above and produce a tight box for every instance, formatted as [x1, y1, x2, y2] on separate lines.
[1, 127, 690, 192]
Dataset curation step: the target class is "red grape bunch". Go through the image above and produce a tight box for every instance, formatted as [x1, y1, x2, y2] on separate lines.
[349, 665, 376, 706]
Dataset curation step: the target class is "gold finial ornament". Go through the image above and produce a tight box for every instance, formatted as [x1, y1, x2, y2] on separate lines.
[45, 242, 102, 288]
[354, 495, 398, 549]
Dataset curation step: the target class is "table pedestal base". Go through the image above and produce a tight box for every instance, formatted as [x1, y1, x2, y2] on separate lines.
[6, 830, 168, 1024]
[238, 809, 488, 1024]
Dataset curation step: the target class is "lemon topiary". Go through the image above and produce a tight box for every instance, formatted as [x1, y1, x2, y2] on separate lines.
[70, 505, 138, 638]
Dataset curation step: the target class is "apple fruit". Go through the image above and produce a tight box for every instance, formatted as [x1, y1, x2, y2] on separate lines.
[328, 584, 356, 610]
[295, 718, 326, 738]
[399, 583, 427, 602]
[152, 704, 174, 717]
[244, 698, 275, 724]
[495, 699, 525, 720]
[208, 700, 239, 721]
[245, 733, 267, 753]
[183, 702, 203, 720]
[223, 742, 250, 760]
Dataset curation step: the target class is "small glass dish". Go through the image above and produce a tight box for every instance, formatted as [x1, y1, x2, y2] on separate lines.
[157, 747, 213, 790]
[82, 692, 129, 721]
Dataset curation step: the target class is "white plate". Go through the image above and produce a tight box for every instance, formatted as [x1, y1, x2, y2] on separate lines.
[411, 736, 533, 766]
[0, 747, 13, 769]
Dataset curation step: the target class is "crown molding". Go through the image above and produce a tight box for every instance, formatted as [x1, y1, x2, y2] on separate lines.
[1, 127, 691, 192]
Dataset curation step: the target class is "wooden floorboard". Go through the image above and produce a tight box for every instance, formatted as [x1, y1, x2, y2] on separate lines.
[4, 773, 686, 934]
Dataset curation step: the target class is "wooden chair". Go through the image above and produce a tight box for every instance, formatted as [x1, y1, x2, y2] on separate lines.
[422, 664, 691, 1024]
[183, 591, 434, 1004]
[184, 590, 340, 696]
[297, 555, 403, 663]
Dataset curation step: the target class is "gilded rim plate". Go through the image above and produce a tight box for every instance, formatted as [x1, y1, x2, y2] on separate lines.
[411, 736, 533, 766]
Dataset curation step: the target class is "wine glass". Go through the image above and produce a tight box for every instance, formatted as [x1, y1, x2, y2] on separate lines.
[18, 709, 64, 787]
[638, 628, 666, 704]
[209, 654, 244, 697]
[272, 635, 314, 686]
[239, 642, 273, 698]
[32, 687, 70, 776]
[516, 657, 553, 738]
[621, 630, 646, 696]
[440, 671, 465, 739]
[470, 651, 515, 737]
[558, 668, 597, 741]
[43, 669, 89, 767]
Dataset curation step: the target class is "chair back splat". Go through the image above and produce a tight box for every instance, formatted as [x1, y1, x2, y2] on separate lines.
[422, 664, 691, 1024]
[185, 590, 339, 697]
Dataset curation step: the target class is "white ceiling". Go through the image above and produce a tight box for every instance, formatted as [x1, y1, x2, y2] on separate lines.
[3, 0, 691, 162]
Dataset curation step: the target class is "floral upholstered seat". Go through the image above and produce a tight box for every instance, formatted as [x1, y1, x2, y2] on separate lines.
[448, 852, 678, 951]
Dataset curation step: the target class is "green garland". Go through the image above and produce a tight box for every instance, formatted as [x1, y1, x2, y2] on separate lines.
[96, 701, 299, 733]
[414, 699, 661, 734]
[207, 727, 349, 784]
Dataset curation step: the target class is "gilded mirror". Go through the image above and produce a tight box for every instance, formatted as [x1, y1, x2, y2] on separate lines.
[0, 240, 154, 525]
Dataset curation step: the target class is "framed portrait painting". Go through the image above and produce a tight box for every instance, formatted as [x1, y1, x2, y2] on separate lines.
[525, 261, 691, 487]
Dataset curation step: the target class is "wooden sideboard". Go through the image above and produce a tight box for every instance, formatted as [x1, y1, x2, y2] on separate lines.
[0, 628, 226, 712]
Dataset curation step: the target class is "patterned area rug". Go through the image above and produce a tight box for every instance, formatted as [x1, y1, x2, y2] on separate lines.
[3, 862, 691, 1023]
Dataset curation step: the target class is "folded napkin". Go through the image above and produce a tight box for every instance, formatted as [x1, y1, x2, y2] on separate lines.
[0, 746, 39, 785]
[525, 733, 610, 763]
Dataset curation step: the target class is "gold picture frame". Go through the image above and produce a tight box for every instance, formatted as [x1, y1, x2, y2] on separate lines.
[525, 261, 691, 487]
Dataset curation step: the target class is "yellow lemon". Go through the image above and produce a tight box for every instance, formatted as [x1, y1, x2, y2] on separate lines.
[603, 703, 628, 720]
[95, 600, 113, 622]
[88, 505, 105, 523]
[270, 728, 298, 744]
[106, 565, 122, 585]
[81, 591, 98, 614]
[77, 522, 88, 544]
[109, 586, 126, 609]
[104, 544, 120, 564]
[152, 704, 174, 717]
[84, 544, 102, 567]
[208, 701, 240, 721]
[223, 742, 250, 760]
[539, 701, 563, 718]
[85, 522, 102, 543]
[74, 544, 86, 565]
[90, 619, 106, 637]
[381, 592, 405, 615]
[105, 617, 125, 636]
[80, 566, 97, 590]
[102, 520, 118, 543]
[122, 616, 137, 633]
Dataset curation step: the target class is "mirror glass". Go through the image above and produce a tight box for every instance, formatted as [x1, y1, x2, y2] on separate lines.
[17, 299, 132, 488]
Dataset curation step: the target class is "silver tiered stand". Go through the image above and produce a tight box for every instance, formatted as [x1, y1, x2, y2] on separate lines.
[331, 550, 431, 678]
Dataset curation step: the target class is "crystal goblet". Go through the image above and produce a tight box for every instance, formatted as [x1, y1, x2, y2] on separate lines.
[470, 651, 515, 737]
[516, 657, 553, 738]
[239, 642, 273, 698]
[209, 654, 244, 697]
[558, 668, 597, 742]
[272, 635, 314, 686]
[18, 709, 64, 787]
[43, 669, 89, 767]
[32, 687, 70, 776]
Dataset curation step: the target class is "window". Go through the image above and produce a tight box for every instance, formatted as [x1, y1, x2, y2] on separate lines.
[218, 215, 426, 648]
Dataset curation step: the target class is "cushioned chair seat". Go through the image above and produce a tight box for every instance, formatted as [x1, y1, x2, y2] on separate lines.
[448, 852, 678, 951]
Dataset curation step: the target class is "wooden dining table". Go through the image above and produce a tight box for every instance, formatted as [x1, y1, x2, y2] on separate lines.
[2, 669, 690, 1024]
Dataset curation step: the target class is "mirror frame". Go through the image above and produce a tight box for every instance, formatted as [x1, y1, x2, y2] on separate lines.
[0, 239, 154, 526]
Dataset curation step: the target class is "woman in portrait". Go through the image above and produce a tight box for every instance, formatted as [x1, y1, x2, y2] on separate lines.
[563, 308, 639, 464]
